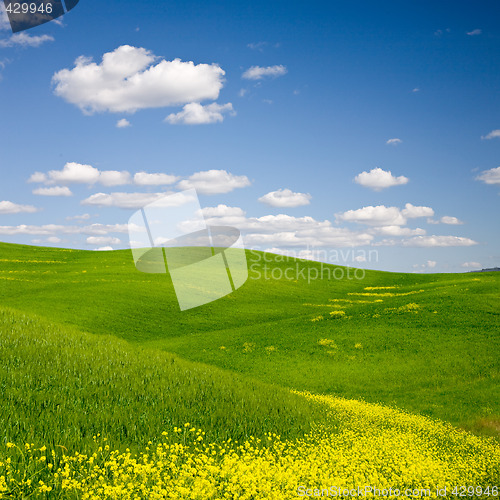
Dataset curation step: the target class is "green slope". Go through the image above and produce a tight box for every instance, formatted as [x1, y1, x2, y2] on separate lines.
[0, 242, 499, 435]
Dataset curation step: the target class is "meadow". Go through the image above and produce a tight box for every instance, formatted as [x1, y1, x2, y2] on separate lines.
[0, 242, 498, 497]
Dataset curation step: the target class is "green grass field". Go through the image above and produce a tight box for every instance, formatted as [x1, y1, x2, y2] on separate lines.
[0, 242, 499, 497]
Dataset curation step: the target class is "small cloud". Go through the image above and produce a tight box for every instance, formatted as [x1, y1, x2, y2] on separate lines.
[201, 205, 245, 217]
[94, 246, 114, 251]
[386, 138, 402, 145]
[262, 99, 273, 104]
[476, 166, 500, 185]
[165, 102, 235, 125]
[354, 167, 409, 191]
[0, 33, 54, 48]
[242, 65, 287, 80]
[47, 236, 62, 244]
[481, 129, 500, 140]
[116, 118, 131, 128]
[177, 169, 251, 194]
[134, 172, 178, 186]
[427, 260, 437, 268]
[86, 236, 120, 246]
[293, 89, 300, 95]
[466, 29, 482, 36]
[66, 213, 91, 222]
[239, 88, 248, 97]
[440, 216, 463, 225]
[258, 188, 312, 208]
[33, 186, 73, 197]
[247, 41, 267, 51]
[461, 261, 481, 268]
[0, 200, 38, 214]
[412, 88, 420, 92]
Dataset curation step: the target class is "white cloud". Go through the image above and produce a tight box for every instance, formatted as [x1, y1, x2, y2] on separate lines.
[412, 88, 420, 92]
[200, 205, 245, 217]
[47, 236, 62, 244]
[481, 129, 500, 140]
[461, 261, 481, 268]
[0, 5, 10, 30]
[99, 170, 132, 186]
[94, 246, 114, 251]
[427, 260, 437, 268]
[32, 186, 73, 197]
[386, 138, 402, 145]
[242, 65, 287, 80]
[354, 167, 408, 191]
[52, 45, 226, 114]
[247, 42, 267, 51]
[379, 235, 478, 247]
[0, 223, 135, 236]
[0, 200, 38, 214]
[370, 226, 426, 236]
[476, 166, 500, 185]
[165, 102, 234, 125]
[177, 169, 251, 194]
[440, 216, 463, 225]
[133, 172, 178, 186]
[86, 236, 120, 246]
[336, 205, 407, 226]
[116, 118, 131, 128]
[258, 188, 311, 207]
[81, 191, 193, 209]
[466, 29, 482, 36]
[401, 203, 434, 219]
[29, 162, 131, 186]
[66, 213, 91, 222]
[0, 33, 54, 48]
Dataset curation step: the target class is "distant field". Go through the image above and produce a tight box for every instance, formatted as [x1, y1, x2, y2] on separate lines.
[0, 242, 498, 435]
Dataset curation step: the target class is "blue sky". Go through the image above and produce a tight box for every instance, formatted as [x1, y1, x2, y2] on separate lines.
[0, 0, 499, 272]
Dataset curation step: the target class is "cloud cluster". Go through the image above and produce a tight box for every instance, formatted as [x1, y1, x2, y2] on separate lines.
[177, 170, 251, 194]
[258, 188, 311, 207]
[242, 65, 287, 80]
[0, 33, 54, 48]
[52, 46, 226, 114]
[165, 102, 234, 125]
[336, 203, 433, 226]
[354, 168, 409, 191]
[0, 200, 38, 214]
[476, 166, 500, 185]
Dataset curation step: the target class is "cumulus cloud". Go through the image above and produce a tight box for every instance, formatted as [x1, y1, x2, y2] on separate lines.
[386, 138, 402, 145]
[81, 191, 193, 209]
[242, 65, 287, 80]
[466, 29, 482, 36]
[440, 216, 463, 225]
[133, 172, 178, 186]
[86, 236, 120, 246]
[258, 188, 311, 207]
[354, 168, 409, 191]
[481, 129, 500, 140]
[0, 33, 54, 48]
[52, 45, 226, 114]
[476, 166, 500, 185]
[29, 162, 131, 186]
[0, 200, 38, 214]
[165, 102, 234, 125]
[177, 169, 251, 194]
[116, 118, 131, 128]
[401, 203, 434, 219]
[94, 246, 114, 251]
[66, 213, 91, 222]
[370, 226, 426, 236]
[377, 235, 477, 247]
[32, 186, 73, 197]
[200, 205, 245, 217]
[461, 261, 481, 268]
[0, 223, 134, 236]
